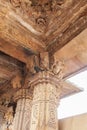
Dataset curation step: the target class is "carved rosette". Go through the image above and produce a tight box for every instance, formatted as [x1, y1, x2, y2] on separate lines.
[13, 89, 32, 130]
[29, 71, 63, 130]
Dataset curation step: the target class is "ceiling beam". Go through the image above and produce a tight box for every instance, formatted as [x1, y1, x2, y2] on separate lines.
[0, 38, 33, 64]
[47, 15, 87, 55]
[47, 1, 87, 55]
[0, 2, 45, 55]
[0, 52, 24, 79]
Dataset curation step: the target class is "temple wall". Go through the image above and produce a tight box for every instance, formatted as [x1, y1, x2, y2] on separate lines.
[59, 113, 87, 130]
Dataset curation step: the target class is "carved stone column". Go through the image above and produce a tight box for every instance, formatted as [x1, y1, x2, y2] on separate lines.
[0, 105, 7, 130]
[0, 112, 4, 128]
[0, 112, 4, 129]
[13, 89, 32, 130]
[29, 71, 62, 130]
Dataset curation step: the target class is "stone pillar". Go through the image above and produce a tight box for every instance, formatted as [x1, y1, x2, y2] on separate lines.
[29, 71, 62, 130]
[0, 106, 7, 130]
[13, 89, 32, 130]
[0, 112, 4, 129]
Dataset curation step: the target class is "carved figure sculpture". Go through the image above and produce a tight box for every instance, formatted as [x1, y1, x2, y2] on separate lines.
[51, 60, 64, 79]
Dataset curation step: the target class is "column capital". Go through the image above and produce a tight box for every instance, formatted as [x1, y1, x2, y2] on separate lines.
[28, 71, 63, 89]
[26, 53, 64, 88]
[0, 105, 7, 114]
[14, 88, 33, 101]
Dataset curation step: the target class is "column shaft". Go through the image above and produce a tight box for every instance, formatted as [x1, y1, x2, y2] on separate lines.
[13, 89, 32, 130]
[0, 106, 7, 130]
[29, 72, 61, 130]
[0, 112, 4, 130]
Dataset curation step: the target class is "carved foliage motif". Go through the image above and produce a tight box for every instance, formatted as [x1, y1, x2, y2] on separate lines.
[10, 0, 65, 27]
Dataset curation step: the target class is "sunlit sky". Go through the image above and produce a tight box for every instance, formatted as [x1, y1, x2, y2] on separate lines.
[58, 70, 87, 119]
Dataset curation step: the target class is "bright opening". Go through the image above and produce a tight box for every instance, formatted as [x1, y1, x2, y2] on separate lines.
[58, 70, 87, 119]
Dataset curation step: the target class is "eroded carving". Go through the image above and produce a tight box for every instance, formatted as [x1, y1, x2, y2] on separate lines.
[4, 106, 14, 130]
[26, 55, 64, 87]
[9, 0, 65, 27]
[51, 60, 64, 79]
[10, 0, 21, 7]
[40, 52, 49, 70]
[11, 73, 23, 89]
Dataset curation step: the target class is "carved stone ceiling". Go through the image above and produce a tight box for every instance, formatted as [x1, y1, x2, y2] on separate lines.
[0, 0, 87, 55]
[9, 0, 66, 33]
